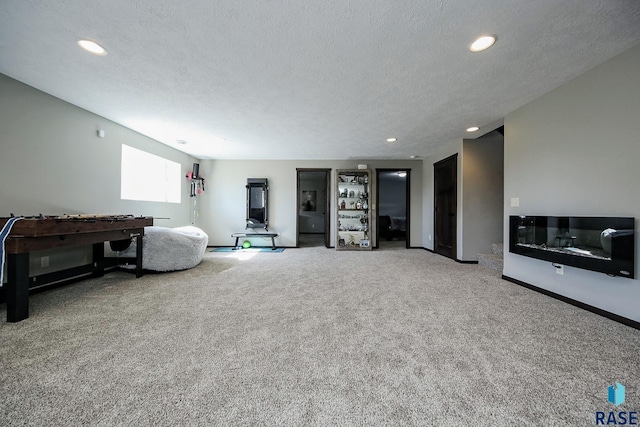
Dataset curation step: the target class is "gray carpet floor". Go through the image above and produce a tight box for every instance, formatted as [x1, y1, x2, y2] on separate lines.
[1, 246, 638, 426]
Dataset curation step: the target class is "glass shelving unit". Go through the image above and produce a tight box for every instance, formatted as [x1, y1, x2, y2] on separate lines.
[336, 169, 372, 250]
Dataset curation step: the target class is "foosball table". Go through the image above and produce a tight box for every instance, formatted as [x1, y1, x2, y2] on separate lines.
[1, 214, 153, 322]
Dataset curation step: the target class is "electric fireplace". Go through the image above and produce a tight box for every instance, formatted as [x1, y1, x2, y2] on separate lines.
[509, 216, 635, 278]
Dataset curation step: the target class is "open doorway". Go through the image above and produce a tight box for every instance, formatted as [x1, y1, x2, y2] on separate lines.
[296, 169, 330, 248]
[376, 169, 410, 249]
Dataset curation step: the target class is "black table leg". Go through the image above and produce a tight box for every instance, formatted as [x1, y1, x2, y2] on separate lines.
[6, 253, 29, 322]
[92, 242, 105, 278]
[135, 234, 143, 278]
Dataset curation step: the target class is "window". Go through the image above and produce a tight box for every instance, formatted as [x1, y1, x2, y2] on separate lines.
[121, 144, 181, 203]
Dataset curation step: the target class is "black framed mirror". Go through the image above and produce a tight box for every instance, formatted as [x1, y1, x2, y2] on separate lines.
[246, 178, 269, 230]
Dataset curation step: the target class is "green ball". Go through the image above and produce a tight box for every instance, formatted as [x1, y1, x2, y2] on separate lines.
[242, 240, 251, 249]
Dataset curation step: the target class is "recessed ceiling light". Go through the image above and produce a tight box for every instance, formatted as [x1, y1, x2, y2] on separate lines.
[77, 39, 108, 56]
[469, 35, 496, 52]
[386, 137, 397, 143]
[176, 140, 188, 145]
[466, 126, 480, 132]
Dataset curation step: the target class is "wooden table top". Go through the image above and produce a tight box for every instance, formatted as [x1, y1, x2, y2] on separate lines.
[0, 215, 153, 237]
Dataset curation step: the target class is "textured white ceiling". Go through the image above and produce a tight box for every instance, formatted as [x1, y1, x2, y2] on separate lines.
[1, 1, 639, 160]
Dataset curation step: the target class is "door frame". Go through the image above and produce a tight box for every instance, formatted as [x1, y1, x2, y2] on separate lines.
[375, 168, 411, 249]
[434, 154, 457, 259]
[296, 168, 331, 248]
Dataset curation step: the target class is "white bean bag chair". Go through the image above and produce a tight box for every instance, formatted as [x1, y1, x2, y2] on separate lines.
[118, 226, 208, 272]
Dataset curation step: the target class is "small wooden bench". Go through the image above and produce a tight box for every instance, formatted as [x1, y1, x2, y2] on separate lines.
[231, 232, 279, 250]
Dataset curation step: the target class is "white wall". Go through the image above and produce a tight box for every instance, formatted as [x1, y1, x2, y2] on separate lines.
[198, 159, 422, 247]
[503, 44, 640, 321]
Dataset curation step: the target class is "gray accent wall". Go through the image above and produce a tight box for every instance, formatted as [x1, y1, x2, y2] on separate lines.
[421, 133, 504, 262]
[503, 44, 640, 321]
[461, 132, 504, 260]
